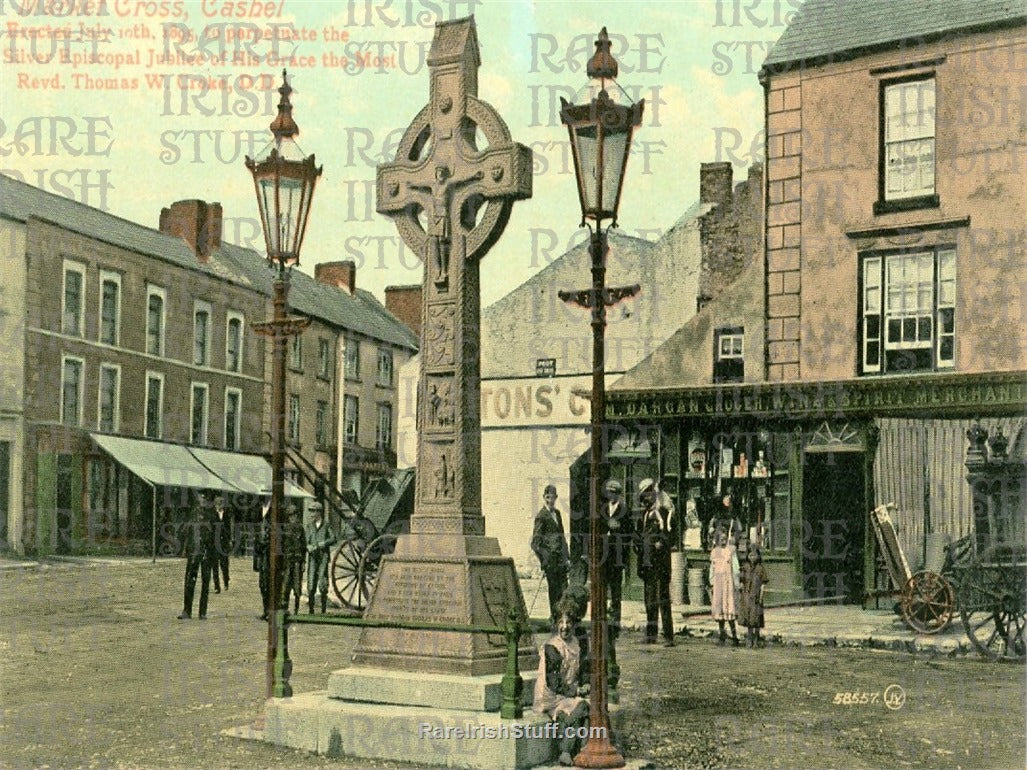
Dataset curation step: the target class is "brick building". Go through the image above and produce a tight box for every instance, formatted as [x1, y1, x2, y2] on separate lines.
[608, 0, 1026, 602]
[0, 176, 416, 555]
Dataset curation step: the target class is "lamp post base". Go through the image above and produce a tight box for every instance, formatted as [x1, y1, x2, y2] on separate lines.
[574, 736, 625, 768]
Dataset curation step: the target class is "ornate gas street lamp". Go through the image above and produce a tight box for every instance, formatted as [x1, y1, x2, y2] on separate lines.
[247, 70, 321, 699]
[558, 28, 644, 769]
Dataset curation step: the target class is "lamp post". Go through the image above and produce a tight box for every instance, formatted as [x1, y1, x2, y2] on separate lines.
[557, 28, 644, 769]
[247, 70, 321, 699]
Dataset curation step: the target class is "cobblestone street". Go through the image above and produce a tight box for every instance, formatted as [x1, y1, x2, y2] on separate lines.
[1, 559, 1023, 769]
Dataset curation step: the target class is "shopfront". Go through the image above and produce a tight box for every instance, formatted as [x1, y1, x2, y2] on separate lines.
[605, 371, 1026, 603]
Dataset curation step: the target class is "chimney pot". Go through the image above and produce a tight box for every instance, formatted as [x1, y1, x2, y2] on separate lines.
[699, 162, 733, 208]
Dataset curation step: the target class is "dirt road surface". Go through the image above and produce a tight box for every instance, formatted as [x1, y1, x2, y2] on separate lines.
[1, 559, 1023, 769]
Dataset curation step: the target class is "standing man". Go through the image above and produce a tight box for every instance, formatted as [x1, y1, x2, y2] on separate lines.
[531, 484, 570, 624]
[178, 495, 215, 620]
[305, 501, 335, 614]
[254, 496, 271, 621]
[211, 495, 232, 594]
[634, 478, 675, 646]
[598, 479, 633, 633]
[281, 503, 306, 614]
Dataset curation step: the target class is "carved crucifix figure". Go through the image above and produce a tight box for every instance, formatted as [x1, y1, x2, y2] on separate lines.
[353, 17, 535, 677]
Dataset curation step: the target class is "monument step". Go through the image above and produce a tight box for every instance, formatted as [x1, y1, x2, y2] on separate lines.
[264, 691, 557, 769]
[327, 666, 538, 712]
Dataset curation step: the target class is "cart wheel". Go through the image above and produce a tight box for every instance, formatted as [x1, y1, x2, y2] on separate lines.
[900, 570, 955, 634]
[958, 550, 1027, 662]
[355, 532, 401, 610]
[331, 539, 371, 611]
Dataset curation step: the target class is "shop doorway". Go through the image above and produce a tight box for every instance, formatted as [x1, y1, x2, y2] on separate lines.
[802, 452, 865, 602]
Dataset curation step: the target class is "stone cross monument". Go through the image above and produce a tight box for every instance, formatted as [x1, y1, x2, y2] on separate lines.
[352, 17, 533, 676]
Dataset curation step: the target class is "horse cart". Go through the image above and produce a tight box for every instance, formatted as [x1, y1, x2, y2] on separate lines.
[329, 467, 415, 611]
[869, 427, 1025, 661]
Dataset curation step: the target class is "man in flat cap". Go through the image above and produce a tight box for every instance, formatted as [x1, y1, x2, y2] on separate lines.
[305, 501, 336, 614]
[634, 478, 676, 646]
[598, 479, 633, 634]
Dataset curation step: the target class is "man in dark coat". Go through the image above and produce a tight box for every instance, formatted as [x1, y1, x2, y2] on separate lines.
[211, 495, 232, 593]
[596, 479, 634, 634]
[531, 484, 570, 624]
[281, 503, 306, 614]
[634, 478, 675, 646]
[253, 497, 271, 620]
[178, 497, 215, 620]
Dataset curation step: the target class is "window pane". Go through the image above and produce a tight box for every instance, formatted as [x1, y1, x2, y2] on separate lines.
[146, 378, 161, 438]
[866, 341, 880, 367]
[225, 392, 239, 450]
[227, 319, 241, 372]
[64, 271, 82, 335]
[940, 336, 954, 363]
[99, 367, 117, 432]
[191, 386, 207, 445]
[939, 307, 955, 334]
[917, 316, 932, 340]
[147, 295, 163, 355]
[101, 281, 118, 345]
[865, 315, 880, 340]
[62, 361, 81, 425]
[887, 318, 901, 343]
[194, 311, 209, 366]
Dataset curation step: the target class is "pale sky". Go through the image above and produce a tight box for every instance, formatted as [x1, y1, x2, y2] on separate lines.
[1, 0, 781, 306]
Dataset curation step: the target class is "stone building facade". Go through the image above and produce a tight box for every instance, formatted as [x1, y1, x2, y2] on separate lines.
[0, 176, 416, 555]
[609, 0, 1026, 603]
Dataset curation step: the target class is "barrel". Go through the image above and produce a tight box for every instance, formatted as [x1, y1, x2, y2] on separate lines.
[687, 567, 706, 606]
[670, 552, 687, 605]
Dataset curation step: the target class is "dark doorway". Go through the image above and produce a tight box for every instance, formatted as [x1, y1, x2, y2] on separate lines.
[55, 454, 74, 554]
[802, 452, 865, 602]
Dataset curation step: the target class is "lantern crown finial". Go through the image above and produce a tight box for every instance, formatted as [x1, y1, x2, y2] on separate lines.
[586, 27, 618, 80]
[270, 69, 299, 139]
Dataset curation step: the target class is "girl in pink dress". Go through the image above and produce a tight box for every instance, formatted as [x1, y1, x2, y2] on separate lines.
[708, 529, 740, 645]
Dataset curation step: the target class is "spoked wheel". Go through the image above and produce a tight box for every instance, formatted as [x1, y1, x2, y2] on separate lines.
[331, 539, 371, 611]
[958, 550, 1027, 662]
[900, 570, 955, 634]
[355, 531, 401, 611]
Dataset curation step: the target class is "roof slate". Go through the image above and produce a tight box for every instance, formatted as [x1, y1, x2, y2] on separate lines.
[764, 0, 1026, 68]
[0, 173, 417, 351]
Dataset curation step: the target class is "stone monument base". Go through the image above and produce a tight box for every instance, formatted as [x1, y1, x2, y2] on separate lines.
[263, 673, 559, 770]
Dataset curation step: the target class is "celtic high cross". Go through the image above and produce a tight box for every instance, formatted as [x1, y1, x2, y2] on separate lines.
[376, 17, 531, 541]
[353, 17, 533, 676]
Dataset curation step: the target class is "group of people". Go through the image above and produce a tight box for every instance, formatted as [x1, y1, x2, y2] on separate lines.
[177, 494, 337, 621]
[529, 479, 772, 764]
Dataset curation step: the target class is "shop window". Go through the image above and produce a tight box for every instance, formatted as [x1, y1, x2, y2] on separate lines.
[713, 326, 744, 383]
[861, 248, 955, 374]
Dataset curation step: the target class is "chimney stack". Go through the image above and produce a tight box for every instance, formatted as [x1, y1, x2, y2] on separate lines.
[699, 162, 733, 208]
[158, 199, 223, 262]
[315, 260, 357, 294]
[385, 285, 423, 337]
